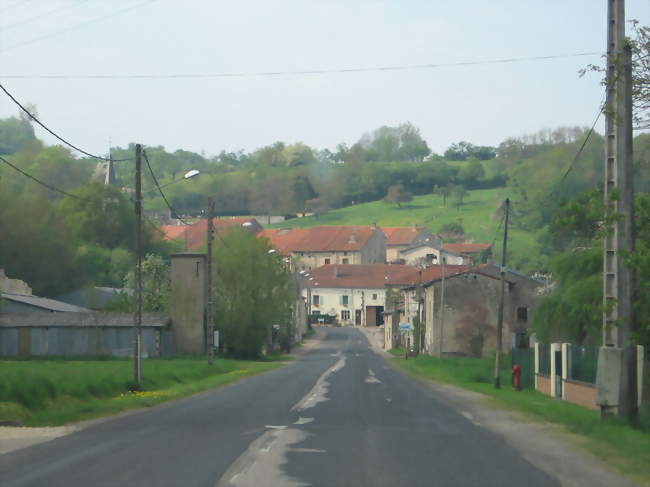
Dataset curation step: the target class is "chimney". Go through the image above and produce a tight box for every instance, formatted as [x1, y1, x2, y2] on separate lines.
[333, 266, 339, 278]
[411, 222, 417, 232]
[349, 232, 357, 244]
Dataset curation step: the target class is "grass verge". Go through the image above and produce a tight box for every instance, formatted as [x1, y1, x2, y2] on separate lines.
[0, 357, 283, 426]
[390, 352, 650, 485]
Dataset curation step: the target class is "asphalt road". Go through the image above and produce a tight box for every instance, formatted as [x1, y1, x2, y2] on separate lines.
[1, 327, 561, 487]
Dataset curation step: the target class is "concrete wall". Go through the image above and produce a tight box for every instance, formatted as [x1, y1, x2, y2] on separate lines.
[170, 253, 207, 354]
[0, 326, 172, 357]
[303, 287, 385, 326]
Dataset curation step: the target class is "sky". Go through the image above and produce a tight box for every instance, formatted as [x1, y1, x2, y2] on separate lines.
[0, 0, 648, 157]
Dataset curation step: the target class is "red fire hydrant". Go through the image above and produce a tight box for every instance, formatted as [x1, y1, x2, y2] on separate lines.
[511, 364, 521, 391]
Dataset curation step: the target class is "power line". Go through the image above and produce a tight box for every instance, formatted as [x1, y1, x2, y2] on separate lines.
[0, 0, 36, 14]
[0, 0, 158, 52]
[1, 0, 92, 32]
[0, 155, 88, 200]
[0, 81, 130, 162]
[0, 51, 603, 80]
[142, 149, 190, 225]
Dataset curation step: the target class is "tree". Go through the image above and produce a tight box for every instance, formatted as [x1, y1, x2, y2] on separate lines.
[282, 143, 316, 167]
[458, 159, 485, 187]
[291, 174, 317, 214]
[212, 229, 293, 357]
[59, 182, 136, 250]
[452, 185, 468, 210]
[444, 141, 496, 161]
[305, 197, 329, 216]
[0, 115, 36, 155]
[383, 184, 413, 208]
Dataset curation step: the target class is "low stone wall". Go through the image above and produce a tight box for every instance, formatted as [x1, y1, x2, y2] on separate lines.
[564, 379, 598, 410]
[536, 374, 551, 396]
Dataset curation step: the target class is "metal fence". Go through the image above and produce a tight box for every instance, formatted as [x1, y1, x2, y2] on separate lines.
[568, 345, 598, 384]
[511, 347, 534, 389]
[538, 343, 551, 375]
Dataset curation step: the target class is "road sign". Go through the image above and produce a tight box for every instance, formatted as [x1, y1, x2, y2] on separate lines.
[399, 322, 411, 331]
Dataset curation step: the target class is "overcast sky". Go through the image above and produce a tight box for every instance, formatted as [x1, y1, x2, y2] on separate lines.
[1, 0, 648, 157]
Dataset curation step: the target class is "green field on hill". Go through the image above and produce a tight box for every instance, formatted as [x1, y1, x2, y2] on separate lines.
[270, 188, 541, 271]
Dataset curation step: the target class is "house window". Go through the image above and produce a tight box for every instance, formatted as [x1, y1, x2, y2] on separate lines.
[341, 310, 351, 320]
[312, 295, 320, 306]
[342, 258, 349, 264]
[324, 258, 331, 265]
[516, 307, 528, 322]
[341, 295, 349, 306]
[372, 293, 378, 300]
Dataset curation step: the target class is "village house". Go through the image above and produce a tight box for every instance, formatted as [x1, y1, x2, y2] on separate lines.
[260, 226, 386, 271]
[441, 243, 493, 265]
[398, 242, 466, 266]
[381, 224, 440, 263]
[408, 265, 542, 358]
[301, 264, 426, 327]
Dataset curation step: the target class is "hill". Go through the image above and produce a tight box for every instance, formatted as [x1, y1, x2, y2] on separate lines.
[270, 188, 541, 271]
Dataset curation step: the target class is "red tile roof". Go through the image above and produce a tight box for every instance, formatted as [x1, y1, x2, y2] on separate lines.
[181, 218, 262, 250]
[260, 226, 381, 253]
[303, 264, 466, 289]
[381, 226, 425, 246]
[161, 225, 189, 241]
[442, 243, 492, 254]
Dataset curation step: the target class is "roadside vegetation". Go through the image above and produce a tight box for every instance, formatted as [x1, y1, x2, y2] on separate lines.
[390, 352, 650, 485]
[0, 357, 285, 426]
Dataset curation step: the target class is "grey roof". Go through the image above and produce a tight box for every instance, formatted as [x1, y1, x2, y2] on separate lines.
[0, 312, 170, 328]
[56, 287, 132, 310]
[2, 293, 90, 312]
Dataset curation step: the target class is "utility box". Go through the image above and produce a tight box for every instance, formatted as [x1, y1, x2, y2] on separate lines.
[171, 253, 207, 355]
[596, 346, 623, 410]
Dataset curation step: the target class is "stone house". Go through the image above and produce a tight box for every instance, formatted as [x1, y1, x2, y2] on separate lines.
[161, 217, 263, 251]
[417, 266, 542, 357]
[441, 243, 493, 265]
[399, 242, 466, 266]
[260, 226, 387, 271]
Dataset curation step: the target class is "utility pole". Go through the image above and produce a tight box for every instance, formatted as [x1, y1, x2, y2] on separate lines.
[416, 268, 422, 355]
[133, 144, 142, 387]
[206, 197, 215, 365]
[494, 198, 509, 389]
[436, 256, 446, 358]
[598, 0, 637, 420]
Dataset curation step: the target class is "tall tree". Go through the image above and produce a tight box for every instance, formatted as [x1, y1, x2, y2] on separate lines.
[384, 184, 413, 208]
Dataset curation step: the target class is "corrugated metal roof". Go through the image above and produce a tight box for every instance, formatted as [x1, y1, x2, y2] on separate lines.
[2, 293, 90, 312]
[0, 312, 170, 328]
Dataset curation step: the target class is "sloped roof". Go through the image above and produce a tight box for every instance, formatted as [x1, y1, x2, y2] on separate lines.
[0, 312, 169, 328]
[303, 264, 466, 290]
[381, 226, 425, 246]
[161, 225, 189, 241]
[182, 218, 262, 250]
[2, 293, 90, 312]
[260, 226, 381, 253]
[442, 243, 492, 254]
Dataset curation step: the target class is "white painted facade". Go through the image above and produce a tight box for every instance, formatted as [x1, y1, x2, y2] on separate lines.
[302, 287, 386, 326]
[399, 245, 465, 266]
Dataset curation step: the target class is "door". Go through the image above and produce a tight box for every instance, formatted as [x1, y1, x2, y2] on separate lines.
[355, 309, 361, 325]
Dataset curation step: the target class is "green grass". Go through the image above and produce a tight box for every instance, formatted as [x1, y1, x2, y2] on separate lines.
[0, 357, 283, 426]
[391, 352, 650, 485]
[271, 188, 539, 270]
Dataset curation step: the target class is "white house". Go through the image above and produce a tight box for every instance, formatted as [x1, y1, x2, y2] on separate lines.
[301, 264, 422, 326]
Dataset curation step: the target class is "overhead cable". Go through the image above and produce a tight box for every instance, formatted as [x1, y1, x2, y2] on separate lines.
[0, 81, 130, 162]
[0, 51, 603, 80]
[0, 155, 89, 201]
[1, 0, 91, 32]
[143, 149, 190, 225]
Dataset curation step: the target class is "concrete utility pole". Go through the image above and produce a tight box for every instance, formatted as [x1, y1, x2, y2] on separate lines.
[436, 256, 446, 358]
[598, 0, 637, 420]
[206, 197, 215, 365]
[416, 268, 422, 355]
[133, 144, 143, 387]
[494, 198, 509, 389]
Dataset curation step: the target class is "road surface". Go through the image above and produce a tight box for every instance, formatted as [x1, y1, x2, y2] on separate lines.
[0, 328, 609, 486]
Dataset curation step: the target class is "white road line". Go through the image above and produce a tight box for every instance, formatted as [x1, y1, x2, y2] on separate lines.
[291, 353, 346, 412]
[365, 368, 381, 384]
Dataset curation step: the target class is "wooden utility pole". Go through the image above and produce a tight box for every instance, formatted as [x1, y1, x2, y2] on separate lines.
[599, 0, 637, 420]
[436, 256, 446, 358]
[494, 198, 509, 389]
[133, 144, 143, 387]
[206, 197, 215, 365]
